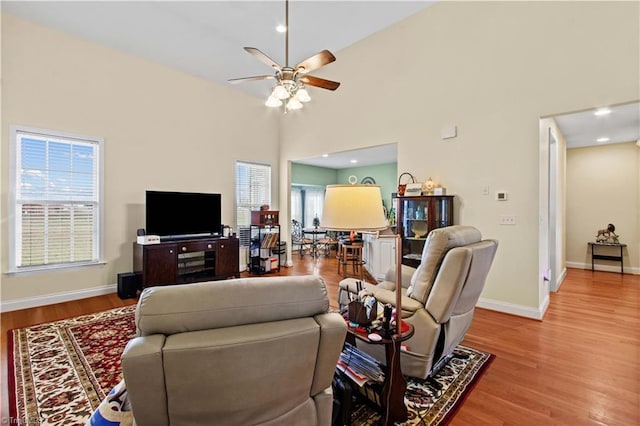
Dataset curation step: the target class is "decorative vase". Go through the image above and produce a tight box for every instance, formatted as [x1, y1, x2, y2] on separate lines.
[423, 177, 435, 195]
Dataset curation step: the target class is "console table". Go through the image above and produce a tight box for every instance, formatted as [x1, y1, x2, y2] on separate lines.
[344, 322, 414, 426]
[133, 237, 239, 288]
[588, 242, 626, 274]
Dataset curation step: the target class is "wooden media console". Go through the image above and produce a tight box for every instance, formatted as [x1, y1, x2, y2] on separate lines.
[133, 236, 240, 288]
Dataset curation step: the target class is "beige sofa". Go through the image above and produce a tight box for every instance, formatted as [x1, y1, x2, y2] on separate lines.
[338, 225, 498, 379]
[122, 275, 346, 426]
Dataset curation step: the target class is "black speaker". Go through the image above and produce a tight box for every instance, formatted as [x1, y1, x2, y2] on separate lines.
[117, 272, 141, 299]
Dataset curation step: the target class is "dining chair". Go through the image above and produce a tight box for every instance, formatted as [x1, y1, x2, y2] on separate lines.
[291, 219, 313, 257]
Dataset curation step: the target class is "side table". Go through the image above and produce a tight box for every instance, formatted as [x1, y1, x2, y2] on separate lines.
[588, 242, 626, 274]
[345, 322, 415, 426]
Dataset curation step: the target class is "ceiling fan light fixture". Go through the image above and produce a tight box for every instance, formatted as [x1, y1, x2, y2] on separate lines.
[287, 98, 303, 110]
[229, 0, 339, 113]
[295, 87, 311, 102]
[265, 95, 283, 107]
[273, 84, 290, 100]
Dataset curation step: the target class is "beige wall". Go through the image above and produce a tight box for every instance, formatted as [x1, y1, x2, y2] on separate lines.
[566, 142, 639, 273]
[2, 2, 639, 315]
[280, 1, 640, 316]
[1, 14, 280, 308]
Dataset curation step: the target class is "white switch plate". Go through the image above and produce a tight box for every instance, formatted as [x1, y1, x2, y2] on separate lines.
[500, 215, 516, 225]
[441, 125, 457, 139]
[482, 185, 489, 195]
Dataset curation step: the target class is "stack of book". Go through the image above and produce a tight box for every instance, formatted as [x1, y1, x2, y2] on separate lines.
[337, 342, 384, 387]
[261, 232, 280, 249]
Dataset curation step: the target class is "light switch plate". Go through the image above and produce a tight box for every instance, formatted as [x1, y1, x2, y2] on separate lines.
[441, 125, 457, 139]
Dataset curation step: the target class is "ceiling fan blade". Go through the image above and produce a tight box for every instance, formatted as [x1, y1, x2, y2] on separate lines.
[228, 75, 275, 84]
[295, 50, 336, 74]
[244, 47, 282, 70]
[300, 75, 341, 91]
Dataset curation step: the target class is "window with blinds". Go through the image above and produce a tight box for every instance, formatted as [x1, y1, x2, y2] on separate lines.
[236, 161, 271, 246]
[9, 126, 103, 272]
[290, 185, 325, 228]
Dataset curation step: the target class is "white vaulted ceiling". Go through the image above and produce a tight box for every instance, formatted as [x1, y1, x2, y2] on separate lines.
[3, 1, 638, 153]
[1, 0, 435, 99]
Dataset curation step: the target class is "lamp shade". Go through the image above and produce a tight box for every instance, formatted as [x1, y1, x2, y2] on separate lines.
[321, 184, 388, 231]
[265, 96, 283, 107]
[273, 84, 290, 100]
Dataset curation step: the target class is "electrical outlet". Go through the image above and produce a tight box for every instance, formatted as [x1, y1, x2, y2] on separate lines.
[500, 215, 516, 225]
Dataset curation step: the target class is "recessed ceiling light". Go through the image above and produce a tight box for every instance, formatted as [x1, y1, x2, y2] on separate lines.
[594, 108, 611, 116]
[596, 137, 610, 143]
[322, 154, 328, 158]
[350, 159, 358, 164]
[276, 25, 287, 33]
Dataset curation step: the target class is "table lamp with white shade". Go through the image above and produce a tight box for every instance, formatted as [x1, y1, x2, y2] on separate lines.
[321, 183, 404, 336]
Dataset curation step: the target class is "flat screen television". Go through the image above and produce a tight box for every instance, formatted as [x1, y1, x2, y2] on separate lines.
[145, 190, 222, 240]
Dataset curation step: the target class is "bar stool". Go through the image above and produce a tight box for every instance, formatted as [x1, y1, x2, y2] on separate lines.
[337, 240, 364, 280]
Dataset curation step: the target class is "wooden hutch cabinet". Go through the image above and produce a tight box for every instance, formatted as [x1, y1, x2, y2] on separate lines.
[394, 195, 454, 268]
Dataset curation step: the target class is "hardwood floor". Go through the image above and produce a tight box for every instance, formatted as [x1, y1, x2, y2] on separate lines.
[2, 255, 638, 425]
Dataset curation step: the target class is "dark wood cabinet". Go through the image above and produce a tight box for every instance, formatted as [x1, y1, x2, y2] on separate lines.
[394, 195, 454, 268]
[139, 243, 178, 286]
[215, 238, 240, 278]
[133, 237, 240, 288]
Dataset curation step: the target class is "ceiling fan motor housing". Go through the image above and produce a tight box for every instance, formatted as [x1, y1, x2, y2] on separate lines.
[280, 68, 296, 83]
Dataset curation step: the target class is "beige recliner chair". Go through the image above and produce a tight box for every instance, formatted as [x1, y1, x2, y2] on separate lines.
[122, 275, 347, 426]
[338, 225, 497, 379]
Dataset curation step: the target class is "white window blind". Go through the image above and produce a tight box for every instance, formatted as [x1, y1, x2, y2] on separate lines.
[10, 126, 103, 272]
[235, 161, 271, 234]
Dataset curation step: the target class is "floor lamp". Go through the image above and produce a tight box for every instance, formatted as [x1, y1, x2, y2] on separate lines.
[321, 184, 403, 336]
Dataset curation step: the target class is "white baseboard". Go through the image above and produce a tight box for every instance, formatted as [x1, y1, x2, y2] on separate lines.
[477, 297, 545, 320]
[566, 261, 639, 275]
[1, 284, 117, 313]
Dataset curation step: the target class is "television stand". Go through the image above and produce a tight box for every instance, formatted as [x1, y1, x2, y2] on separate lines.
[160, 233, 220, 242]
[133, 236, 239, 288]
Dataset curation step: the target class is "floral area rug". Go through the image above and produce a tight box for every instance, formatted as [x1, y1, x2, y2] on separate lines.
[8, 306, 137, 425]
[348, 345, 493, 425]
[8, 306, 493, 425]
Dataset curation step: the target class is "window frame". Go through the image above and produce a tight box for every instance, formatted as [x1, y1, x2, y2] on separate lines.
[8, 125, 105, 274]
[291, 184, 325, 228]
[238, 160, 273, 251]
[235, 160, 272, 233]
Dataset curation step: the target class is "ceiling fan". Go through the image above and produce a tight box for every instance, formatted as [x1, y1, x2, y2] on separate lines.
[228, 0, 340, 110]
